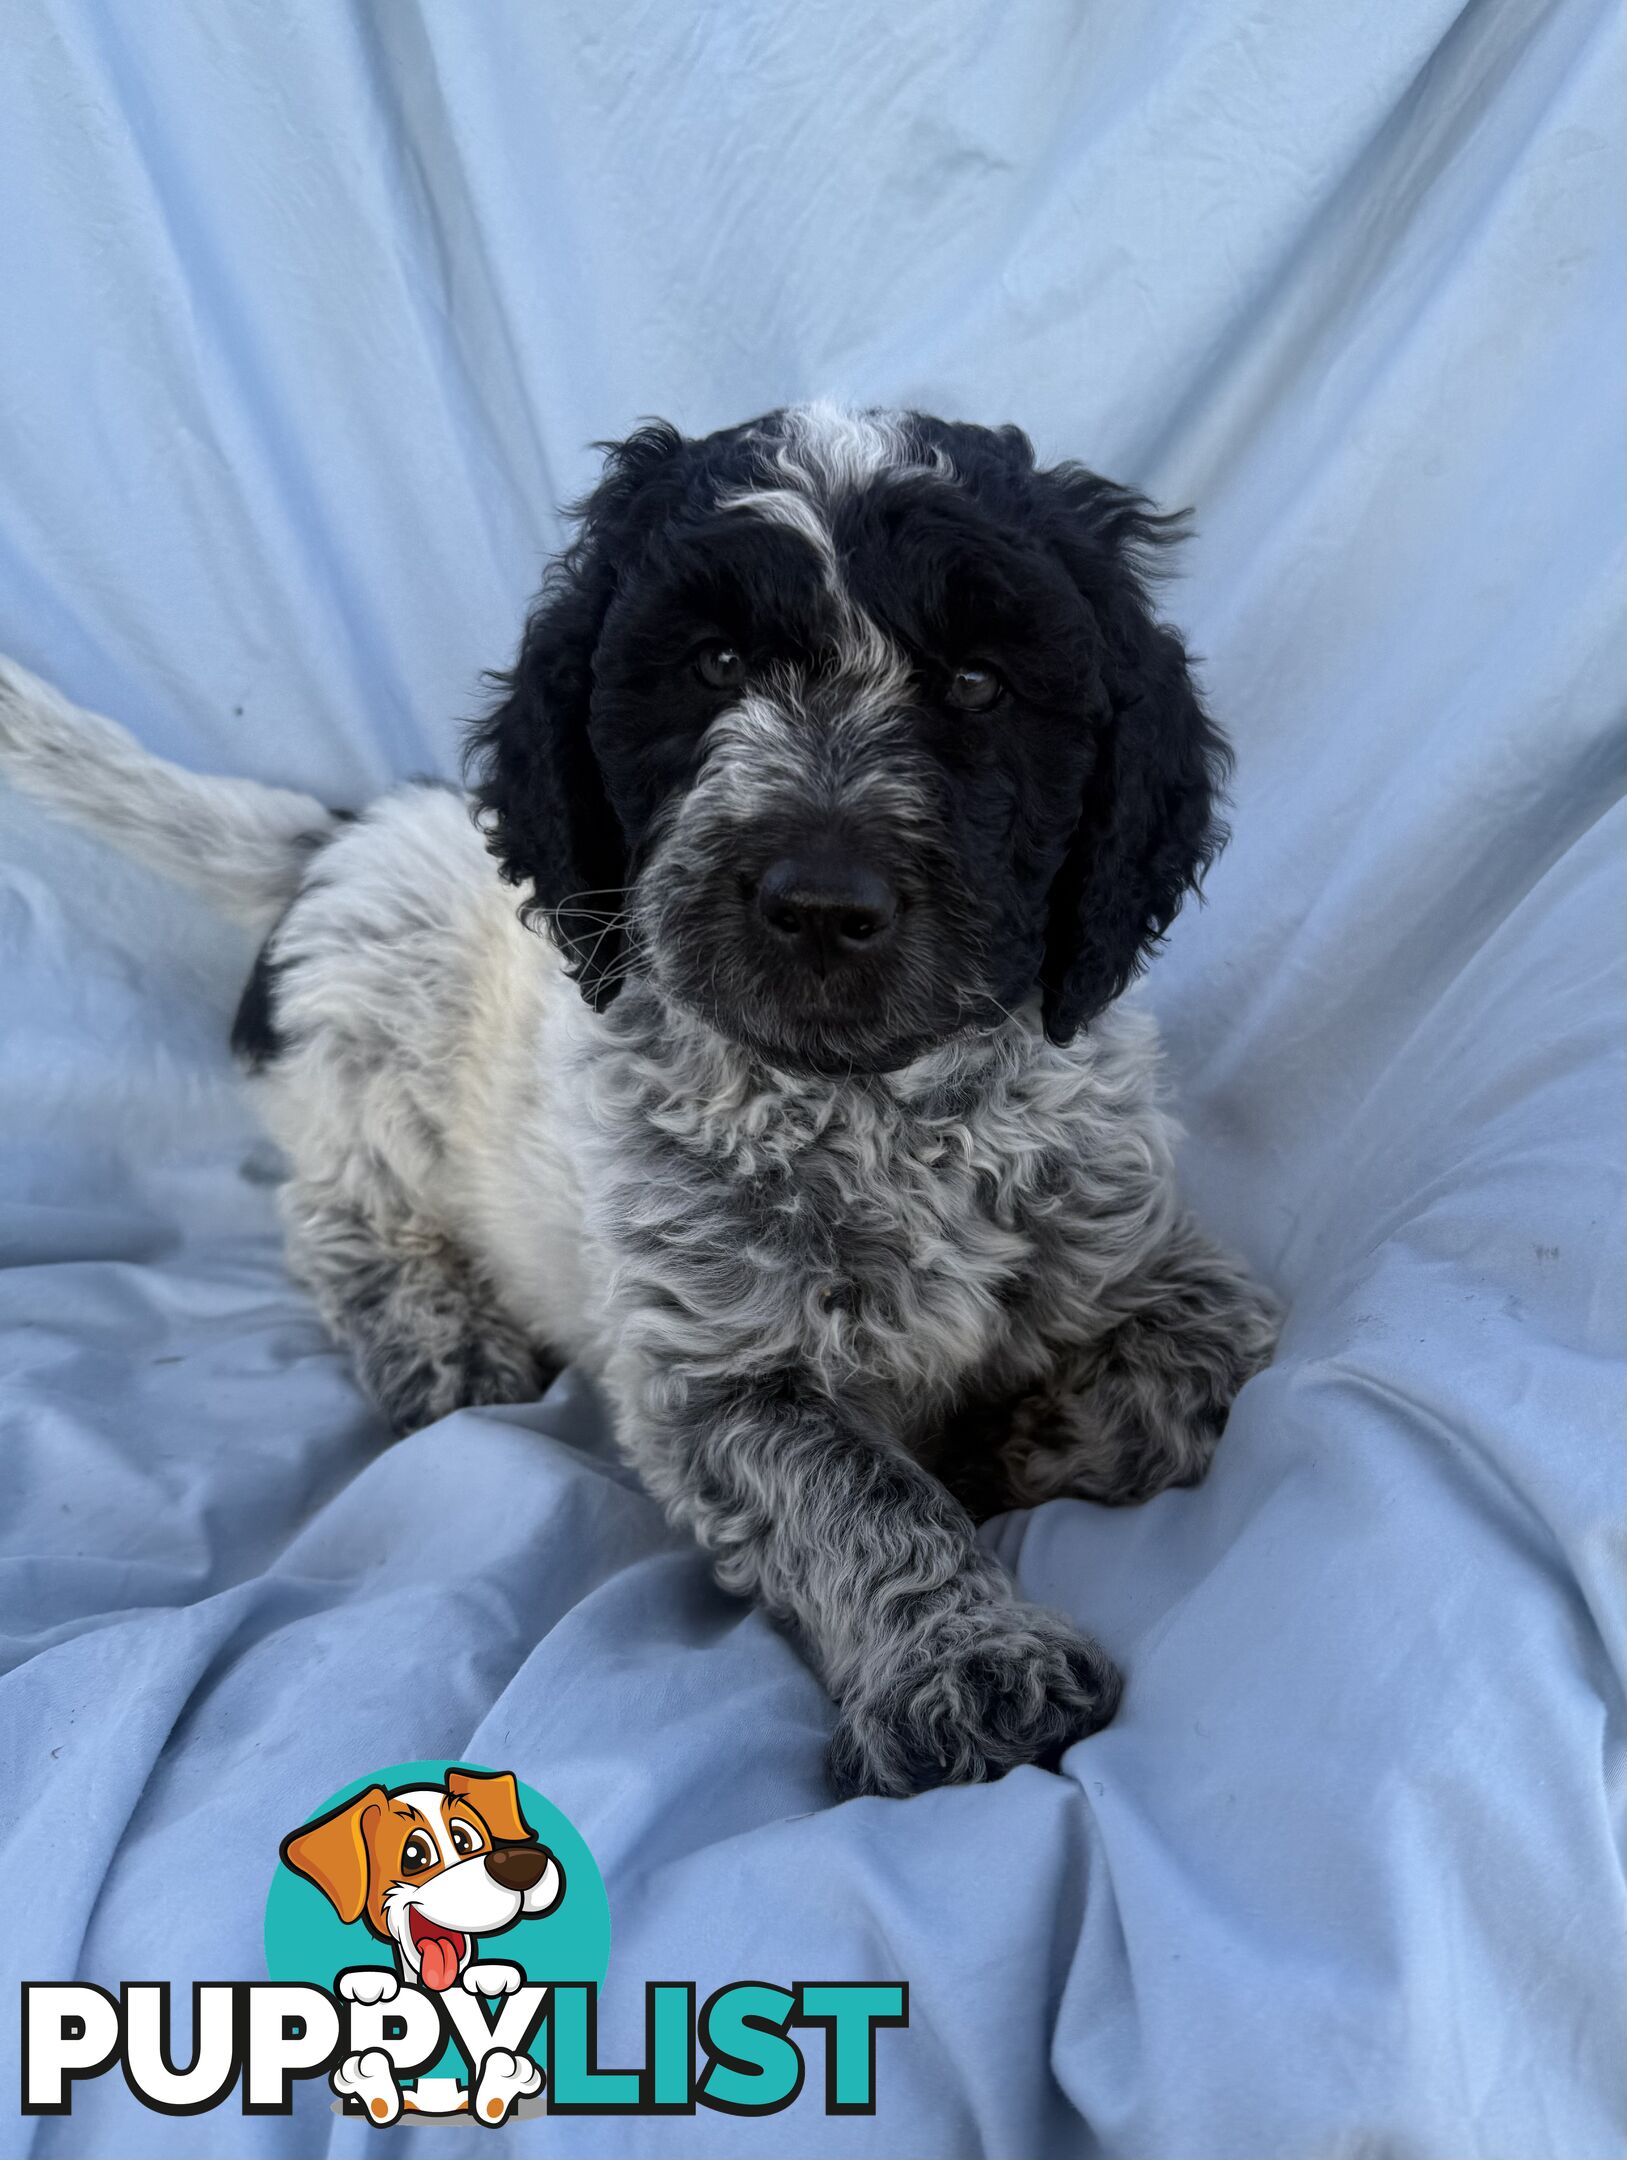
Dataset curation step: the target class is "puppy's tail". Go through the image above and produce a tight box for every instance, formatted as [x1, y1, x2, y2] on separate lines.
[0, 652, 342, 928]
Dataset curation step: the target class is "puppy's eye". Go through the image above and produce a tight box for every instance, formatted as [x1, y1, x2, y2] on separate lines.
[694, 644, 745, 691]
[401, 1834, 436, 1875]
[946, 662, 1004, 713]
[449, 1822, 479, 1856]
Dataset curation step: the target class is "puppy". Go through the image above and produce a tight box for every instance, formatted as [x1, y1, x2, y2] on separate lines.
[0, 402, 1280, 1797]
[281, 1767, 562, 2123]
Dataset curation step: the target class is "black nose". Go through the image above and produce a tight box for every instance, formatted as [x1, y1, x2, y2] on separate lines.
[484, 1844, 550, 1893]
[753, 856, 899, 968]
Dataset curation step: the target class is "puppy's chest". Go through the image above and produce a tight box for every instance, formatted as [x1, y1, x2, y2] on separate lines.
[595, 1090, 1039, 1391]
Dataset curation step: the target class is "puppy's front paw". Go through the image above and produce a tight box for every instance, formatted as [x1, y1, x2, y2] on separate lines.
[372, 1335, 551, 1438]
[337, 1967, 400, 2006]
[463, 1962, 524, 1997]
[828, 1605, 1121, 1799]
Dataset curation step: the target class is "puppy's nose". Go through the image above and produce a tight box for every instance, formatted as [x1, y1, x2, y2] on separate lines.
[484, 1844, 551, 1892]
[754, 856, 899, 968]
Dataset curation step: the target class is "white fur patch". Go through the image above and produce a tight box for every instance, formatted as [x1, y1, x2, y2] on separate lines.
[721, 482, 837, 571]
[776, 400, 913, 494]
[719, 403, 940, 693]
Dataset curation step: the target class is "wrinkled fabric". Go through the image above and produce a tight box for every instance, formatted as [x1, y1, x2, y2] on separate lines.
[0, 3, 1623, 2155]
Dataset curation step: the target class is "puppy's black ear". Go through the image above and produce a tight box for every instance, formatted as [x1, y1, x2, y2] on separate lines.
[1036, 471, 1231, 1044]
[465, 424, 685, 1007]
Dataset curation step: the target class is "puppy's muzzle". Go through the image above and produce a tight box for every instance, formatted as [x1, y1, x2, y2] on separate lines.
[749, 851, 900, 974]
[484, 1843, 552, 1892]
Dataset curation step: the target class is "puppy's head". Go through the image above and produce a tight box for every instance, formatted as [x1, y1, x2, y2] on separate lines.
[469, 402, 1229, 1073]
[280, 1769, 565, 1992]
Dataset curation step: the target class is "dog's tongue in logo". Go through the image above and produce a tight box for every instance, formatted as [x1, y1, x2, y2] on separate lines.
[409, 1910, 466, 1993]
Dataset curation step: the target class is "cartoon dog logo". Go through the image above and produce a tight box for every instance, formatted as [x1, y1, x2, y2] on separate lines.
[280, 1767, 564, 2122]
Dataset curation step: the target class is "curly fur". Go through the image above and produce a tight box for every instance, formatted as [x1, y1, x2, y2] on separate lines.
[0, 401, 1278, 1798]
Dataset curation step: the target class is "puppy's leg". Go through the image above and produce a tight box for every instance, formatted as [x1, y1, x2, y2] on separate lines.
[283, 1179, 552, 1435]
[999, 1216, 1280, 1509]
[621, 1370, 1120, 1798]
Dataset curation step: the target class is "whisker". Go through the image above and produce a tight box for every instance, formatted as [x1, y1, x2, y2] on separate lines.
[954, 987, 1022, 1037]
[574, 912, 630, 973]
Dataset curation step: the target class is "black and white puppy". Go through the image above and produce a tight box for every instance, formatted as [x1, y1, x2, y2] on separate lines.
[0, 403, 1279, 1797]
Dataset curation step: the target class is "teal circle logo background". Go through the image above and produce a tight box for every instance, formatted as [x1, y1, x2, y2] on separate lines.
[265, 1760, 609, 2084]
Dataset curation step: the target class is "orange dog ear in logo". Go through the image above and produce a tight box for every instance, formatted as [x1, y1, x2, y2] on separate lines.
[280, 1785, 387, 1926]
[446, 1768, 534, 1846]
